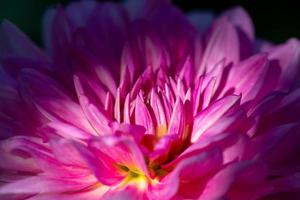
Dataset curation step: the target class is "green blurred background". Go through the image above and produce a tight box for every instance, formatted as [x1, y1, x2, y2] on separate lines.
[0, 0, 299, 46]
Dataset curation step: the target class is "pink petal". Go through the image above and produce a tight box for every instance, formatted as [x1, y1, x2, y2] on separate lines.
[27, 186, 109, 200]
[46, 121, 92, 140]
[268, 38, 300, 90]
[36, 97, 95, 135]
[191, 95, 241, 142]
[223, 53, 274, 103]
[102, 186, 145, 200]
[73, 141, 123, 185]
[222, 6, 254, 41]
[75, 136, 148, 185]
[198, 160, 268, 200]
[49, 137, 86, 167]
[74, 75, 110, 135]
[0, 176, 95, 196]
[148, 148, 222, 199]
[168, 97, 185, 137]
[150, 89, 167, 128]
[201, 17, 239, 73]
[135, 92, 155, 135]
[114, 88, 122, 122]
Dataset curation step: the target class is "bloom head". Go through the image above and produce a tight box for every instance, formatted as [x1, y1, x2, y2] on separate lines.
[0, 0, 300, 199]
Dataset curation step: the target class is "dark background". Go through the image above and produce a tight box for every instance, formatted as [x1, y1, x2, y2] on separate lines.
[0, 0, 299, 46]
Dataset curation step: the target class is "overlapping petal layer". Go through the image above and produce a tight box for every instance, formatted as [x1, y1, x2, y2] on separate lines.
[0, 1, 299, 199]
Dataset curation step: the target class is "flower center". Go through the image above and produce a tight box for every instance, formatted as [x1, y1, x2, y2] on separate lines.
[116, 164, 148, 191]
[156, 125, 168, 139]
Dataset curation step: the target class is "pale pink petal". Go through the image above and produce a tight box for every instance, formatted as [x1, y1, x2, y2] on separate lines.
[135, 92, 155, 135]
[200, 17, 239, 73]
[222, 53, 274, 103]
[191, 95, 241, 142]
[222, 6, 255, 41]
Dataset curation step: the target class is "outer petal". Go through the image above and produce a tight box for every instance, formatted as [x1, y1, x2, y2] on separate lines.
[222, 6, 254, 59]
[267, 38, 300, 90]
[65, 1, 97, 28]
[200, 17, 239, 74]
[0, 176, 96, 198]
[148, 4, 196, 71]
[85, 3, 129, 70]
[222, 53, 277, 103]
[27, 186, 109, 200]
[0, 20, 49, 61]
[125, 0, 170, 19]
[222, 6, 255, 41]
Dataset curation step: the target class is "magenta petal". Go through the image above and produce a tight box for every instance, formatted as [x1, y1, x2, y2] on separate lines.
[0, 144, 39, 172]
[201, 17, 240, 72]
[0, 136, 91, 180]
[191, 95, 241, 142]
[27, 187, 108, 200]
[149, 148, 222, 199]
[200, 110, 251, 142]
[198, 160, 269, 200]
[250, 123, 300, 167]
[88, 136, 148, 175]
[168, 98, 185, 137]
[1, 1, 299, 199]
[222, 6, 254, 41]
[102, 186, 145, 200]
[268, 38, 300, 90]
[271, 172, 300, 193]
[73, 141, 123, 185]
[150, 89, 167, 128]
[74, 75, 111, 135]
[46, 121, 92, 140]
[49, 138, 86, 167]
[110, 122, 146, 144]
[135, 92, 155, 135]
[36, 98, 96, 135]
[75, 135, 149, 186]
[223, 53, 272, 103]
[0, 176, 95, 196]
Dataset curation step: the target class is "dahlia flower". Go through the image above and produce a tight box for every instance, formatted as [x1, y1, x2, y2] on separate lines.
[0, 0, 299, 199]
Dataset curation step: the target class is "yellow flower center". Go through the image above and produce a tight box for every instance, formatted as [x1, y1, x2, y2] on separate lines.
[116, 164, 148, 191]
